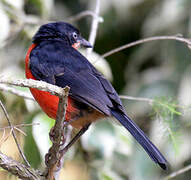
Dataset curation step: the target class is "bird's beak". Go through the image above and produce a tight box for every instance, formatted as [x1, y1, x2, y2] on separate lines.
[77, 36, 92, 48]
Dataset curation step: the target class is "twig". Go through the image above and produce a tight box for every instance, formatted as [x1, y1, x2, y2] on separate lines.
[119, 95, 154, 104]
[0, 124, 28, 137]
[0, 84, 34, 101]
[87, 0, 101, 56]
[0, 123, 39, 137]
[13, 127, 27, 136]
[164, 164, 191, 180]
[0, 123, 40, 130]
[66, 10, 103, 23]
[0, 100, 30, 167]
[45, 86, 70, 180]
[101, 35, 191, 58]
[0, 152, 44, 180]
[0, 77, 65, 97]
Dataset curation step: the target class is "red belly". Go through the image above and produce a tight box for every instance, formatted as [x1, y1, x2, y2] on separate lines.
[29, 87, 78, 121]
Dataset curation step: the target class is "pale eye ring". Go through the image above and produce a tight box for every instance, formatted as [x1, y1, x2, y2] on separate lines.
[73, 32, 78, 39]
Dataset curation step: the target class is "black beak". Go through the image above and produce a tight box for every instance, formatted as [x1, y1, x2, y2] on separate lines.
[77, 36, 92, 48]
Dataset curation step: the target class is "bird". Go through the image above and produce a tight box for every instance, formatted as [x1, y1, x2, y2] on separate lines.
[25, 21, 168, 170]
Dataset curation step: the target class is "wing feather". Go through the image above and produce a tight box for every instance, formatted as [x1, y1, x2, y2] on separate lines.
[29, 40, 123, 115]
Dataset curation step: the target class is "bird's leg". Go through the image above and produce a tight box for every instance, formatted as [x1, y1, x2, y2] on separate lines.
[59, 123, 91, 155]
[55, 123, 91, 169]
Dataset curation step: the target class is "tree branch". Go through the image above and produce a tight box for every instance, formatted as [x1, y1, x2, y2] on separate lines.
[101, 35, 191, 58]
[45, 86, 70, 180]
[0, 152, 44, 180]
[0, 77, 65, 97]
[0, 84, 34, 101]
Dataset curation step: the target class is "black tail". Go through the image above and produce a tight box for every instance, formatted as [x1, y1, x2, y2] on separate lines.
[111, 109, 168, 170]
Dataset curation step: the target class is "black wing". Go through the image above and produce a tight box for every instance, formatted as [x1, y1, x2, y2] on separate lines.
[29, 40, 124, 115]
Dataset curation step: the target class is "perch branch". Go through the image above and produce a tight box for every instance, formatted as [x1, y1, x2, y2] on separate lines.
[0, 77, 65, 97]
[0, 84, 34, 101]
[45, 86, 70, 180]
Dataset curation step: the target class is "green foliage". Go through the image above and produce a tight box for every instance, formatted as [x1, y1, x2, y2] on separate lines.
[152, 97, 182, 154]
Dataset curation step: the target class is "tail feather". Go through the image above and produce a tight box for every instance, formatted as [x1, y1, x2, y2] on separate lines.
[111, 109, 168, 170]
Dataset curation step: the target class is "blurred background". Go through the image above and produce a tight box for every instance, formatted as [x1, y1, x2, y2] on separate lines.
[0, 0, 191, 179]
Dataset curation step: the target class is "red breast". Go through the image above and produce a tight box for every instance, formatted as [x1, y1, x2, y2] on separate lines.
[25, 44, 77, 121]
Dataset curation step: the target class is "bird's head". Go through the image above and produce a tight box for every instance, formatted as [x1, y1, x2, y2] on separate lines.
[32, 21, 92, 49]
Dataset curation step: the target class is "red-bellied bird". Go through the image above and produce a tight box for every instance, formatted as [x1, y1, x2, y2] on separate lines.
[25, 22, 168, 170]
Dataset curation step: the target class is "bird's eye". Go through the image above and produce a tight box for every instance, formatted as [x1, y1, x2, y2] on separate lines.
[73, 32, 78, 39]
